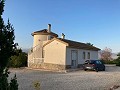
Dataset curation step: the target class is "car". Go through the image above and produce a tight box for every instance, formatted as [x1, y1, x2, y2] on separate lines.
[83, 60, 105, 72]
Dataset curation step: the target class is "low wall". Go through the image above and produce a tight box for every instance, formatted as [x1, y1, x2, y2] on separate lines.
[28, 63, 83, 70]
[28, 63, 66, 70]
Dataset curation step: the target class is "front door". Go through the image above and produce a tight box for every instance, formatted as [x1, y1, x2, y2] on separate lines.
[71, 50, 78, 68]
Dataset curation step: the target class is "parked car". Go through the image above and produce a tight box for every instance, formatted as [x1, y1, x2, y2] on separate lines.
[83, 60, 105, 72]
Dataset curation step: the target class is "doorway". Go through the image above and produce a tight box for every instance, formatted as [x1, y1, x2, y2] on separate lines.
[71, 50, 78, 68]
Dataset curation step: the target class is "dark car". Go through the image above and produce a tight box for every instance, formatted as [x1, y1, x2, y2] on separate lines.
[83, 60, 105, 72]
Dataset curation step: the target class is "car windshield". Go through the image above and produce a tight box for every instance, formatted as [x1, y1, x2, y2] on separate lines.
[95, 60, 102, 64]
[85, 60, 95, 64]
[85, 60, 103, 64]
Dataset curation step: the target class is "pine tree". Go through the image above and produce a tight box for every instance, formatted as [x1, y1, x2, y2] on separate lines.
[0, 0, 16, 74]
[0, 0, 18, 89]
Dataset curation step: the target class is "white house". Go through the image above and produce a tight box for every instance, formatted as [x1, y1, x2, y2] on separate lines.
[28, 24, 100, 70]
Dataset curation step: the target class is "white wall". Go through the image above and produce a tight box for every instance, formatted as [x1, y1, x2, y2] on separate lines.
[44, 40, 67, 65]
[33, 35, 48, 47]
[66, 48, 99, 65]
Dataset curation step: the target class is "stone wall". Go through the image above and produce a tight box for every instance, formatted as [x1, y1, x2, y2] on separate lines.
[28, 63, 66, 70]
[28, 63, 83, 70]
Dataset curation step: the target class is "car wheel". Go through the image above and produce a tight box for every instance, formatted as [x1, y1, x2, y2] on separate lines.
[95, 68, 98, 72]
[84, 69, 87, 71]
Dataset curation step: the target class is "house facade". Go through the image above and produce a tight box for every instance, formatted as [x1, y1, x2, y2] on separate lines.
[28, 24, 100, 70]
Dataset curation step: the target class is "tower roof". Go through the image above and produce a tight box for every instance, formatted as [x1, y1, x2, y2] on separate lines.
[31, 29, 58, 37]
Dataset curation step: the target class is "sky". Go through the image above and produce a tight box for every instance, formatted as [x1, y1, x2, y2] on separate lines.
[2, 0, 120, 53]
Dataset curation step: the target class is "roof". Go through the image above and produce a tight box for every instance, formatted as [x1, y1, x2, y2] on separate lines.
[43, 38, 100, 51]
[32, 29, 58, 37]
[58, 38, 100, 51]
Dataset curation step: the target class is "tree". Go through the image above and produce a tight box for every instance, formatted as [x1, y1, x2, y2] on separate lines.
[0, 0, 18, 89]
[0, 0, 16, 73]
[9, 49, 27, 68]
[86, 42, 93, 46]
[117, 52, 120, 57]
[115, 52, 120, 66]
[100, 47, 112, 61]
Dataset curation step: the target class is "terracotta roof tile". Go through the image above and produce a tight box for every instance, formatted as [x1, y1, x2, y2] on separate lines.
[58, 38, 100, 51]
[32, 29, 58, 37]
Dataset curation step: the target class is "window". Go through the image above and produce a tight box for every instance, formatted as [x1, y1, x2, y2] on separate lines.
[83, 52, 85, 59]
[95, 60, 102, 64]
[87, 52, 90, 59]
[42, 50, 45, 58]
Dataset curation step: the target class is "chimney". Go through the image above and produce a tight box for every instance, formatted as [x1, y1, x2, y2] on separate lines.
[48, 24, 51, 33]
[61, 33, 65, 39]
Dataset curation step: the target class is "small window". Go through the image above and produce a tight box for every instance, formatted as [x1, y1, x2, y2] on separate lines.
[87, 52, 90, 59]
[83, 52, 86, 59]
[42, 50, 45, 58]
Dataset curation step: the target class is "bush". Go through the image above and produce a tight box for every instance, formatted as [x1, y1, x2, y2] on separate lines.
[9, 52, 27, 68]
[115, 57, 120, 66]
[0, 68, 18, 90]
[102, 56, 120, 66]
[102, 60, 116, 64]
[9, 74, 18, 90]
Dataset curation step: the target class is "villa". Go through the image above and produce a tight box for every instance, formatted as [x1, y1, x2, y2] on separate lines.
[28, 24, 100, 70]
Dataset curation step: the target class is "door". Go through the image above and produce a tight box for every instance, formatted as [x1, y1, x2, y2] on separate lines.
[71, 50, 78, 68]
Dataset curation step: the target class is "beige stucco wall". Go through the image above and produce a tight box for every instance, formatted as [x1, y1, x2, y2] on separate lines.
[33, 35, 48, 47]
[66, 48, 99, 65]
[28, 46, 43, 67]
[44, 40, 66, 65]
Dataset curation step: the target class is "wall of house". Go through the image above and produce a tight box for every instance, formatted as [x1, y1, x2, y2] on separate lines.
[66, 48, 99, 65]
[28, 34, 48, 68]
[44, 40, 66, 65]
[33, 35, 48, 47]
[28, 46, 43, 67]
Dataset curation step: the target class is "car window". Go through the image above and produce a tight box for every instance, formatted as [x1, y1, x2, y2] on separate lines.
[85, 60, 95, 64]
[89, 61, 95, 64]
[98, 61, 102, 64]
[95, 60, 102, 64]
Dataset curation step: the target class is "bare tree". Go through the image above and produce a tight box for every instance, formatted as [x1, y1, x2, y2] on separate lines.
[100, 47, 112, 61]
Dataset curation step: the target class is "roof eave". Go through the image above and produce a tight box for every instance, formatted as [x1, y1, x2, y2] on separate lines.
[67, 46, 100, 51]
[43, 38, 69, 48]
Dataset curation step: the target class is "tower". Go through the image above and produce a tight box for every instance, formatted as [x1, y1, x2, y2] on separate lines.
[28, 24, 58, 67]
[32, 24, 58, 48]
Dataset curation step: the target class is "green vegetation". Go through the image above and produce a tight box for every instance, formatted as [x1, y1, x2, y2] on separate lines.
[115, 53, 120, 66]
[102, 60, 116, 64]
[9, 74, 18, 90]
[101, 52, 120, 66]
[9, 49, 27, 68]
[33, 81, 41, 90]
[86, 42, 93, 46]
[0, 0, 18, 89]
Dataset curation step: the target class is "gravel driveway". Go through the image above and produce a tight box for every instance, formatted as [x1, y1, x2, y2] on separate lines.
[9, 65, 120, 90]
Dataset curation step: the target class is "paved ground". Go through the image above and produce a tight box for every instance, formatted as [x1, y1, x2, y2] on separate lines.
[9, 65, 120, 90]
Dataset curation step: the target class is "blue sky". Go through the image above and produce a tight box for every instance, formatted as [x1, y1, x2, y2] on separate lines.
[2, 0, 120, 53]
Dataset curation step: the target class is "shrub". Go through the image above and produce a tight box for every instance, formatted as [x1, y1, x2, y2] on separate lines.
[33, 81, 40, 90]
[9, 74, 18, 90]
[9, 52, 27, 68]
[0, 68, 18, 90]
[115, 57, 120, 66]
[102, 60, 116, 64]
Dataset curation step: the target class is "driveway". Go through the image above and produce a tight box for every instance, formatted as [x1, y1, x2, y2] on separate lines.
[9, 65, 120, 90]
